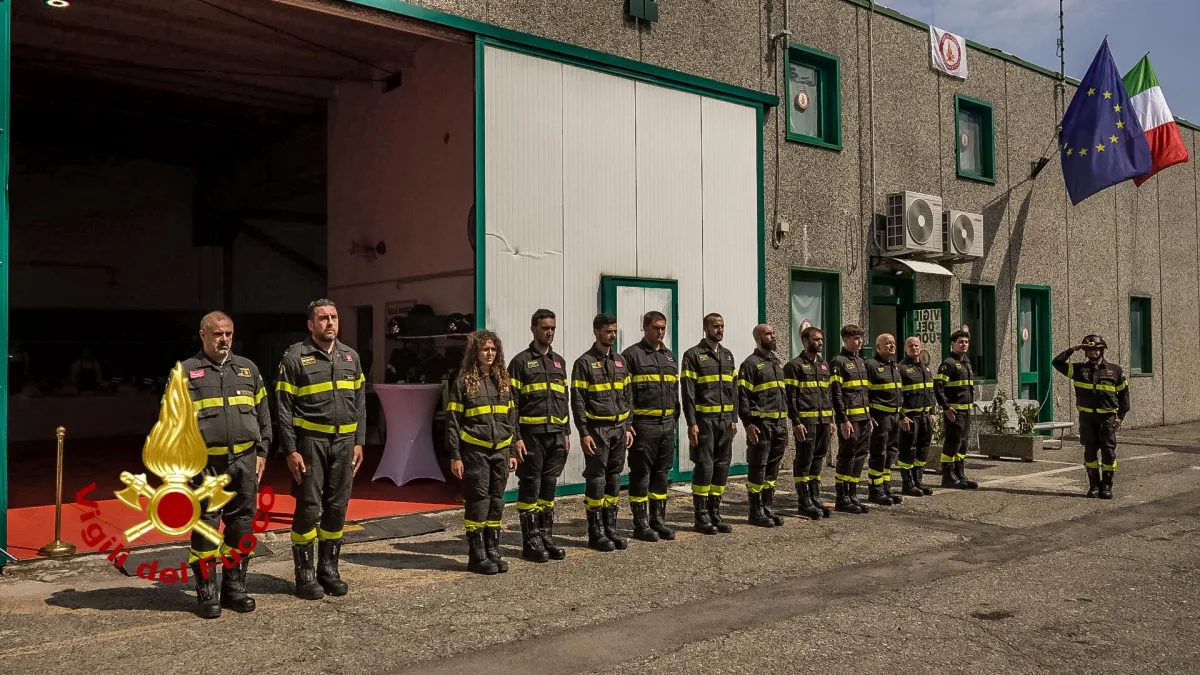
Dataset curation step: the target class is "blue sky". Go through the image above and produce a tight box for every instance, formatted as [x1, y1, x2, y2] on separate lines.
[880, 0, 1200, 124]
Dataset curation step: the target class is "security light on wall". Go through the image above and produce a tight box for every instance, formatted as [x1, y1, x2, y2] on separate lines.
[45, 0, 70, 7]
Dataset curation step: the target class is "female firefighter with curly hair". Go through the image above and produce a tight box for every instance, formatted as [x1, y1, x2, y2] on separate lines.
[446, 330, 519, 574]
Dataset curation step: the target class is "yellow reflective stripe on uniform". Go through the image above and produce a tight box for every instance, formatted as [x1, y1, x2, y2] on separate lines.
[459, 430, 514, 449]
[1078, 406, 1119, 414]
[516, 501, 539, 511]
[902, 406, 933, 413]
[519, 415, 569, 425]
[520, 382, 567, 394]
[648, 492, 668, 500]
[293, 419, 359, 434]
[696, 374, 736, 384]
[949, 403, 973, 410]
[584, 411, 631, 422]
[902, 382, 934, 391]
[318, 528, 343, 541]
[290, 528, 318, 545]
[192, 398, 225, 410]
[187, 547, 221, 563]
[633, 408, 674, 416]
[446, 402, 464, 412]
[845, 406, 868, 415]
[510, 378, 523, 390]
[869, 382, 901, 391]
[796, 410, 820, 418]
[680, 370, 698, 380]
[255, 387, 268, 403]
[834, 473, 859, 483]
[465, 404, 511, 417]
[740, 379, 785, 392]
[944, 380, 973, 387]
[870, 402, 901, 413]
[791, 380, 819, 388]
[536, 499, 555, 508]
[750, 410, 787, 418]
[464, 519, 486, 531]
[277, 379, 360, 397]
[207, 441, 255, 456]
[573, 379, 589, 389]
[628, 495, 650, 503]
[829, 374, 844, 384]
[841, 379, 868, 388]
[1067, 363, 1074, 378]
[632, 374, 678, 383]
[226, 395, 255, 406]
[695, 404, 735, 413]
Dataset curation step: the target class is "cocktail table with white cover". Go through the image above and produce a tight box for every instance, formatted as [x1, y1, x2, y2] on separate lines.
[372, 383, 446, 486]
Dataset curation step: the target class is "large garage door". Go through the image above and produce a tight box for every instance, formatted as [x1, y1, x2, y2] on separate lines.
[481, 43, 759, 493]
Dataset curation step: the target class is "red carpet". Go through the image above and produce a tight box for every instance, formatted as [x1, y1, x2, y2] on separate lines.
[5, 435, 462, 560]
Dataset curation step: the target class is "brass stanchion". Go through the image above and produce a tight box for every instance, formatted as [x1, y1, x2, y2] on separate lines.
[38, 426, 76, 557]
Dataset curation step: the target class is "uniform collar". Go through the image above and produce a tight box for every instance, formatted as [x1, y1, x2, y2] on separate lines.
[588, 344, 614, 359]
[638, 338, 666, 353]
[698, 339, 723, 356]
[799, 350, 822, 364]
[528, 341, 553, 357]
[840, 347, 860, 359]
[901, 356, 921, 366]
[304, 336, 343, 358]
[194, 350, 235, 369]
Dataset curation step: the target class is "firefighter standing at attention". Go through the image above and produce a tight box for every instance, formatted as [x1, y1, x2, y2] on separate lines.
[182, 311, 271, 619]
[1053, 335, 1130, 499]
[276, 299, 366, 600]
[571, 313, 634, 552]
[681, 313, 739, 535]
[934, 329, 979, 490]
[829, 324, 872, 514]
[864, 334, 905, 506]
[784, 326, 834, 520]
[621, 311, 681, 543]
[738, 324, 789, 528]
[508, 309, 570, 563]
[896, 336, 936, 497]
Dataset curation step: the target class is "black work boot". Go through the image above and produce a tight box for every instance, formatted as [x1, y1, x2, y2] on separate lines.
[603, 505, 629, 550]
[630, 501, 660, 542]
[649, 499, 676, 540]
[834, 482, 859, 514]
[762, 487, 784, 526]
[317, 538, 349, 596]
[901, 469, 924, 497]
[291, 542, 325, 600]
[942, 462, 969, 489]
[220, 556, 255, 613]
[748, 492, 774, 527]
[868, 482, 893, 506]
[809, 480, 832, 517]
[881, 476, 903, 504]
[692, 495, 718, 534]
[467, 530, 499, 575]
[1099, 470, 1114, 500]
[587, 507, 616, 551]
[484, 526, 509, 572]
[847, 482, 870, 514]
[190, 561, 222, 619]
[796, 482, 822, 520]
[912, 465, 934, 495]
[1085, 468, 1101, 498]
[954, 460, 979, 489]
[707, 495, 733, 533]
[520, 511, 550, 562]
[537, 507, 567, 560]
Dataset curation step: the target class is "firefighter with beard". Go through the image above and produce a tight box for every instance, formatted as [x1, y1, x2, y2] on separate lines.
[182, 311, 271, 619]
[784, 326, 834, 520]
[681, 313, 739, 534]
[738, 324, 789, 527]
[896, 336, 935, 497]
[934, 330, 979, 490]
[1053, 335, 1130, 499]
[829, 324, 872, 514]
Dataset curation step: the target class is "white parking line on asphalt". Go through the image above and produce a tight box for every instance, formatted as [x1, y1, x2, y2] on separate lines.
[978, 452, 1174, 486]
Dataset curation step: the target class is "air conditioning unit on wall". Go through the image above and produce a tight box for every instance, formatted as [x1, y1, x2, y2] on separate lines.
[940, 210, 984, 260]
[883, 191, 943, 256]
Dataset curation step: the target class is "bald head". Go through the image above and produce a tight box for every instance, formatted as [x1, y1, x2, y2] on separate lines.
[200, 311, 232, 332]
[200, 311, 234, 363]
[904, 336, 922, 360]
[754, 323, 777, 353]
[875, 333, 897, 360]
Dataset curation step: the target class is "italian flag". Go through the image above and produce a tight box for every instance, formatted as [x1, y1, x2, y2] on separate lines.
[1123, 55, 1190, 186]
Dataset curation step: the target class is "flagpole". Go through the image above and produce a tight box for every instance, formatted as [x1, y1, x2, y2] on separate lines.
[1056, 0, 1066, 126]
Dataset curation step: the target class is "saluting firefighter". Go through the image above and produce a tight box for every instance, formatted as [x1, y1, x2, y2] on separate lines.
[182, 311, 271, 619]
[681, 313, 739, 534]
[738, 324, 789, 527]
[934, 329, 979, 489]
[784, 325, 834, 520]
[447, 330, 519, 574]
[571, 313, 634, 552]
[864, 334, 905, 506]
[276, 299, 366, 600]
[1053, 335, 1130, 499]
[621, 311, 681, 543]
[507, 309, 570, 563]
[896, 336, 936, 497]
[829, 324, 872, 514]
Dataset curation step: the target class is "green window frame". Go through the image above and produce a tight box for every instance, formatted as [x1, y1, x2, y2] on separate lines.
[1129, 296, 1153, 375]
[960, 283, 998, 382]
[954, 94, 996, 184]
[789, 268, 842, 362]
[785, 43, 842, 151]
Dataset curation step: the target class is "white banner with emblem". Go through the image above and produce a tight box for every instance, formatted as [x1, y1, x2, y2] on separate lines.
[930, 25, 968, 79]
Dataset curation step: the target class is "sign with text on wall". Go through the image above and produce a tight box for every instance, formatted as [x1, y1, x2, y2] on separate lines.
[908, 302, 950, 366]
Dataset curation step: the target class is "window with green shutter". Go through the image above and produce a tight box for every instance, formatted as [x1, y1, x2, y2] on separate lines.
[955, 94, 995, 183]
[1130, 296, 1153, 374]
[785, 44, 841, 151]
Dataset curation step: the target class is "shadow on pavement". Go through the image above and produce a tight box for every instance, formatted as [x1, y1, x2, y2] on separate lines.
[45, 585, 194, 613]
[977, 486, 1083, 498]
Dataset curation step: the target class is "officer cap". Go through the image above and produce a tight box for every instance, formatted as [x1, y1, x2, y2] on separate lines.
[1081, 334, 1107, 350]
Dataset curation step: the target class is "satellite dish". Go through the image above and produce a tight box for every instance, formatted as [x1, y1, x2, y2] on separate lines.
[467, 204, 476, 252]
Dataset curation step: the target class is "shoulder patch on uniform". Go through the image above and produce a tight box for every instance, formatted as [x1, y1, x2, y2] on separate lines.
[238, 367, 252, 378]
[615, 359, 624, 368]
[344, 353, 354, 362]
[820, 364, 827, 371]
[553, 361, 562, 368]
[300, 355, 317, 366]
[189, 369, 205, 379]
[666, 356, 675, 363]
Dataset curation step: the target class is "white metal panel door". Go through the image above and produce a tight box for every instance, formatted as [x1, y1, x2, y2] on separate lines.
[615, 286, 646, 354]
[700, 97, 759, 470]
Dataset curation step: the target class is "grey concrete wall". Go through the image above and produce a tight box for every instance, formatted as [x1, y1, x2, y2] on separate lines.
[406, 0, 1200, 428]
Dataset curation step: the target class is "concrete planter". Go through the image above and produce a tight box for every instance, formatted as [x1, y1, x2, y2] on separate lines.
[978, 433, 1041, 462]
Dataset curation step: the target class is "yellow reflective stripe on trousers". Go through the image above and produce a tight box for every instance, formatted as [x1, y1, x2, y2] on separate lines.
[516, 501, 539, 511]
[465, 404, 511, 416]
[464, 519, 486, 531]
[585, 411, 631, 422]
[834, 473, 859, 483]
[519, 415, 569, 425]
[291, 528, 317, 545]
[648, 492, 668, 500]
[459, 430, 514, 449]
[629, 495, 650, 503]
[293, 418, 359, 434]
[750, 410, 787, 418]
[691, 484, 711, 496]
[695, 404, 735, 413]
[207, 441, 255, 456]
[632, 374, 678, 383]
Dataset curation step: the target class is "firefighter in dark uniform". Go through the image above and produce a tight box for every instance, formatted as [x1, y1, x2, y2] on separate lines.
[621, 310, 680, 543]
[681, 313, 739, 534]
[183, 311, 271, 619]
[785, 326, 834, 520]
[508, 309, 570, 563]
[738, 324, 789, 527]
[571, 313, 634, 552]
[1053, 334, 1130, 499]
[829, 324, 872, 514]
[934, 329, 979, 489]
[865, 333, 905, 506]
[897, 336, 936, 497]
[276, 299, 366, 600]
[448, 330, 518, 574]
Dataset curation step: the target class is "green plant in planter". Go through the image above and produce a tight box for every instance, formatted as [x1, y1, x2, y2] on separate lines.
[980, 389, 1040, 436]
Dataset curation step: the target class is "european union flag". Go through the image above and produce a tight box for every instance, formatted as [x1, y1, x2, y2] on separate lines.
[1060, 38, 1152, 205]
